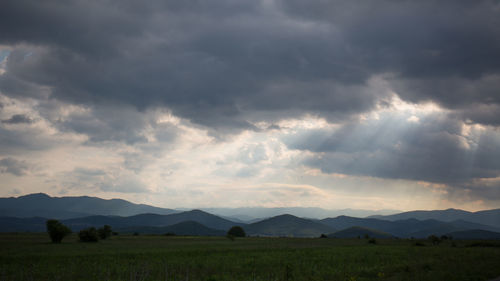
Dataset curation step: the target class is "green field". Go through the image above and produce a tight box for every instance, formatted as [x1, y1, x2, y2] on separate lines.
[1, 233, 499, 281]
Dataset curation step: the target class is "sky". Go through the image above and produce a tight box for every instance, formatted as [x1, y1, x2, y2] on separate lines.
[0, 0, 499, 211]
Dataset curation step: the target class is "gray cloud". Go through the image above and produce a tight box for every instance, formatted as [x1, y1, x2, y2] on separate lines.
[2, 114, 34, 124]
[66, 167, 150, 193]
[0, 157, 29, 176]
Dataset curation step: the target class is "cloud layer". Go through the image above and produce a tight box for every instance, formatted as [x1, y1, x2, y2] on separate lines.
[0, 0, 499, 209]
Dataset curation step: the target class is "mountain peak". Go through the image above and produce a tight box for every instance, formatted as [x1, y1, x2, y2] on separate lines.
[18, 193, 51, 199]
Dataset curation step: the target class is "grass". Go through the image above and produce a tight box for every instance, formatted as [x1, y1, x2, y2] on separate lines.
[0, 233, 500, 280]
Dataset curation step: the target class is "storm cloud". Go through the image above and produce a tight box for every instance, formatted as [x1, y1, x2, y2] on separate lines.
[0, 0, 499, 208]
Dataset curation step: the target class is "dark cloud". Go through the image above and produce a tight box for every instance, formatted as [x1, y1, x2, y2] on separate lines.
[1, 0, 498, 130]
[0, 157, 29, 176]
[1, 114, 34, 124]
[0, 126, 54, 154]
[0, 0, 393, 131]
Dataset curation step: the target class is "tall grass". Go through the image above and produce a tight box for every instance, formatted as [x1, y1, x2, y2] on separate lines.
[0, 233, 499, 280]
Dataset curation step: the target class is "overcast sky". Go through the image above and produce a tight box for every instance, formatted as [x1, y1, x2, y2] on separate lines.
[0, 0, 499, 211]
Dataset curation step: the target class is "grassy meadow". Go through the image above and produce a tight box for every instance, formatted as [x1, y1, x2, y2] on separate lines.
[0, 233, 499, 281]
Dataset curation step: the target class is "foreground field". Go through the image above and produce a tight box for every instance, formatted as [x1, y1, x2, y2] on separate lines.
[0, 233, 499, 281]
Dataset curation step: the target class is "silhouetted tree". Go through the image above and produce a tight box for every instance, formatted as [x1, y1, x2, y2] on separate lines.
[227, 226, 246, 237]
[46, 219, 72, 243]
[97, 225, 112, 240]
[79, 227, 99, 242]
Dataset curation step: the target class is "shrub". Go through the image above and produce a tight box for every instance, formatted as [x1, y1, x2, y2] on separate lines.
[319, 233, 328, 238]
[227, 226, 246, 237]
[46, 219, 72, 243]
[79, 227, 99, 242]
[368, 238, 377, 244]
[97, 225, 112, 240]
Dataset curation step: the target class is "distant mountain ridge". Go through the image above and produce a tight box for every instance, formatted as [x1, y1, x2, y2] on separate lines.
[1, 193, 499, 239]
[0, 193, 177, 219]
[370, 208, 500, 228]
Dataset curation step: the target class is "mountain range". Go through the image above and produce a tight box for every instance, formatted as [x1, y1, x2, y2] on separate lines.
[1, 193, 499, 239]
[0, 193, 177, 219]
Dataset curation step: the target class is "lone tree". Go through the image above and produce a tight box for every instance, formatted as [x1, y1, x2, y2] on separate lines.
[98, 225, 112, 240]
[79, 227, 99, 242]
[227, 226, 246, 237]
[46, 219, 72, 243]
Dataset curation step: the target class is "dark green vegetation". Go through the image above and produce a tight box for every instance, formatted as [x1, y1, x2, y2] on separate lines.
[1, 233, 500, 281]
[227, 226, 246, 237]
[45, 219, 71, 243]
[98, 225, 113, 240]
[78, 227, 99, 242]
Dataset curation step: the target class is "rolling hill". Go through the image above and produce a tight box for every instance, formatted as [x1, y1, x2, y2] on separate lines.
[61, 210, 240, 231]
[0, 209, 241, 232]
[245, 214, 335, 237]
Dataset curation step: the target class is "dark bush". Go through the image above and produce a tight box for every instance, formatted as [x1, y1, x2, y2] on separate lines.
[227, 226, 246, 237]
[368, 238, 377, 244]
[79, 227, 99, 242]
[97, 225, 112, 240]
[414, 241, 425, 246]
[319, 233, 328, 238]
[46, 219, 72, 243]
[428, 235, 441, 245]
[164, 232, 176, 236]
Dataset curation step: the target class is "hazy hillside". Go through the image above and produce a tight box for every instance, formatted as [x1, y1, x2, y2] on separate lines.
[245, 214, 335, 237]
[116, 221, 226, 236]
[370, 208, 500, 228]
[329, 226, 393, 239]
[0, 193, 177, 219]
